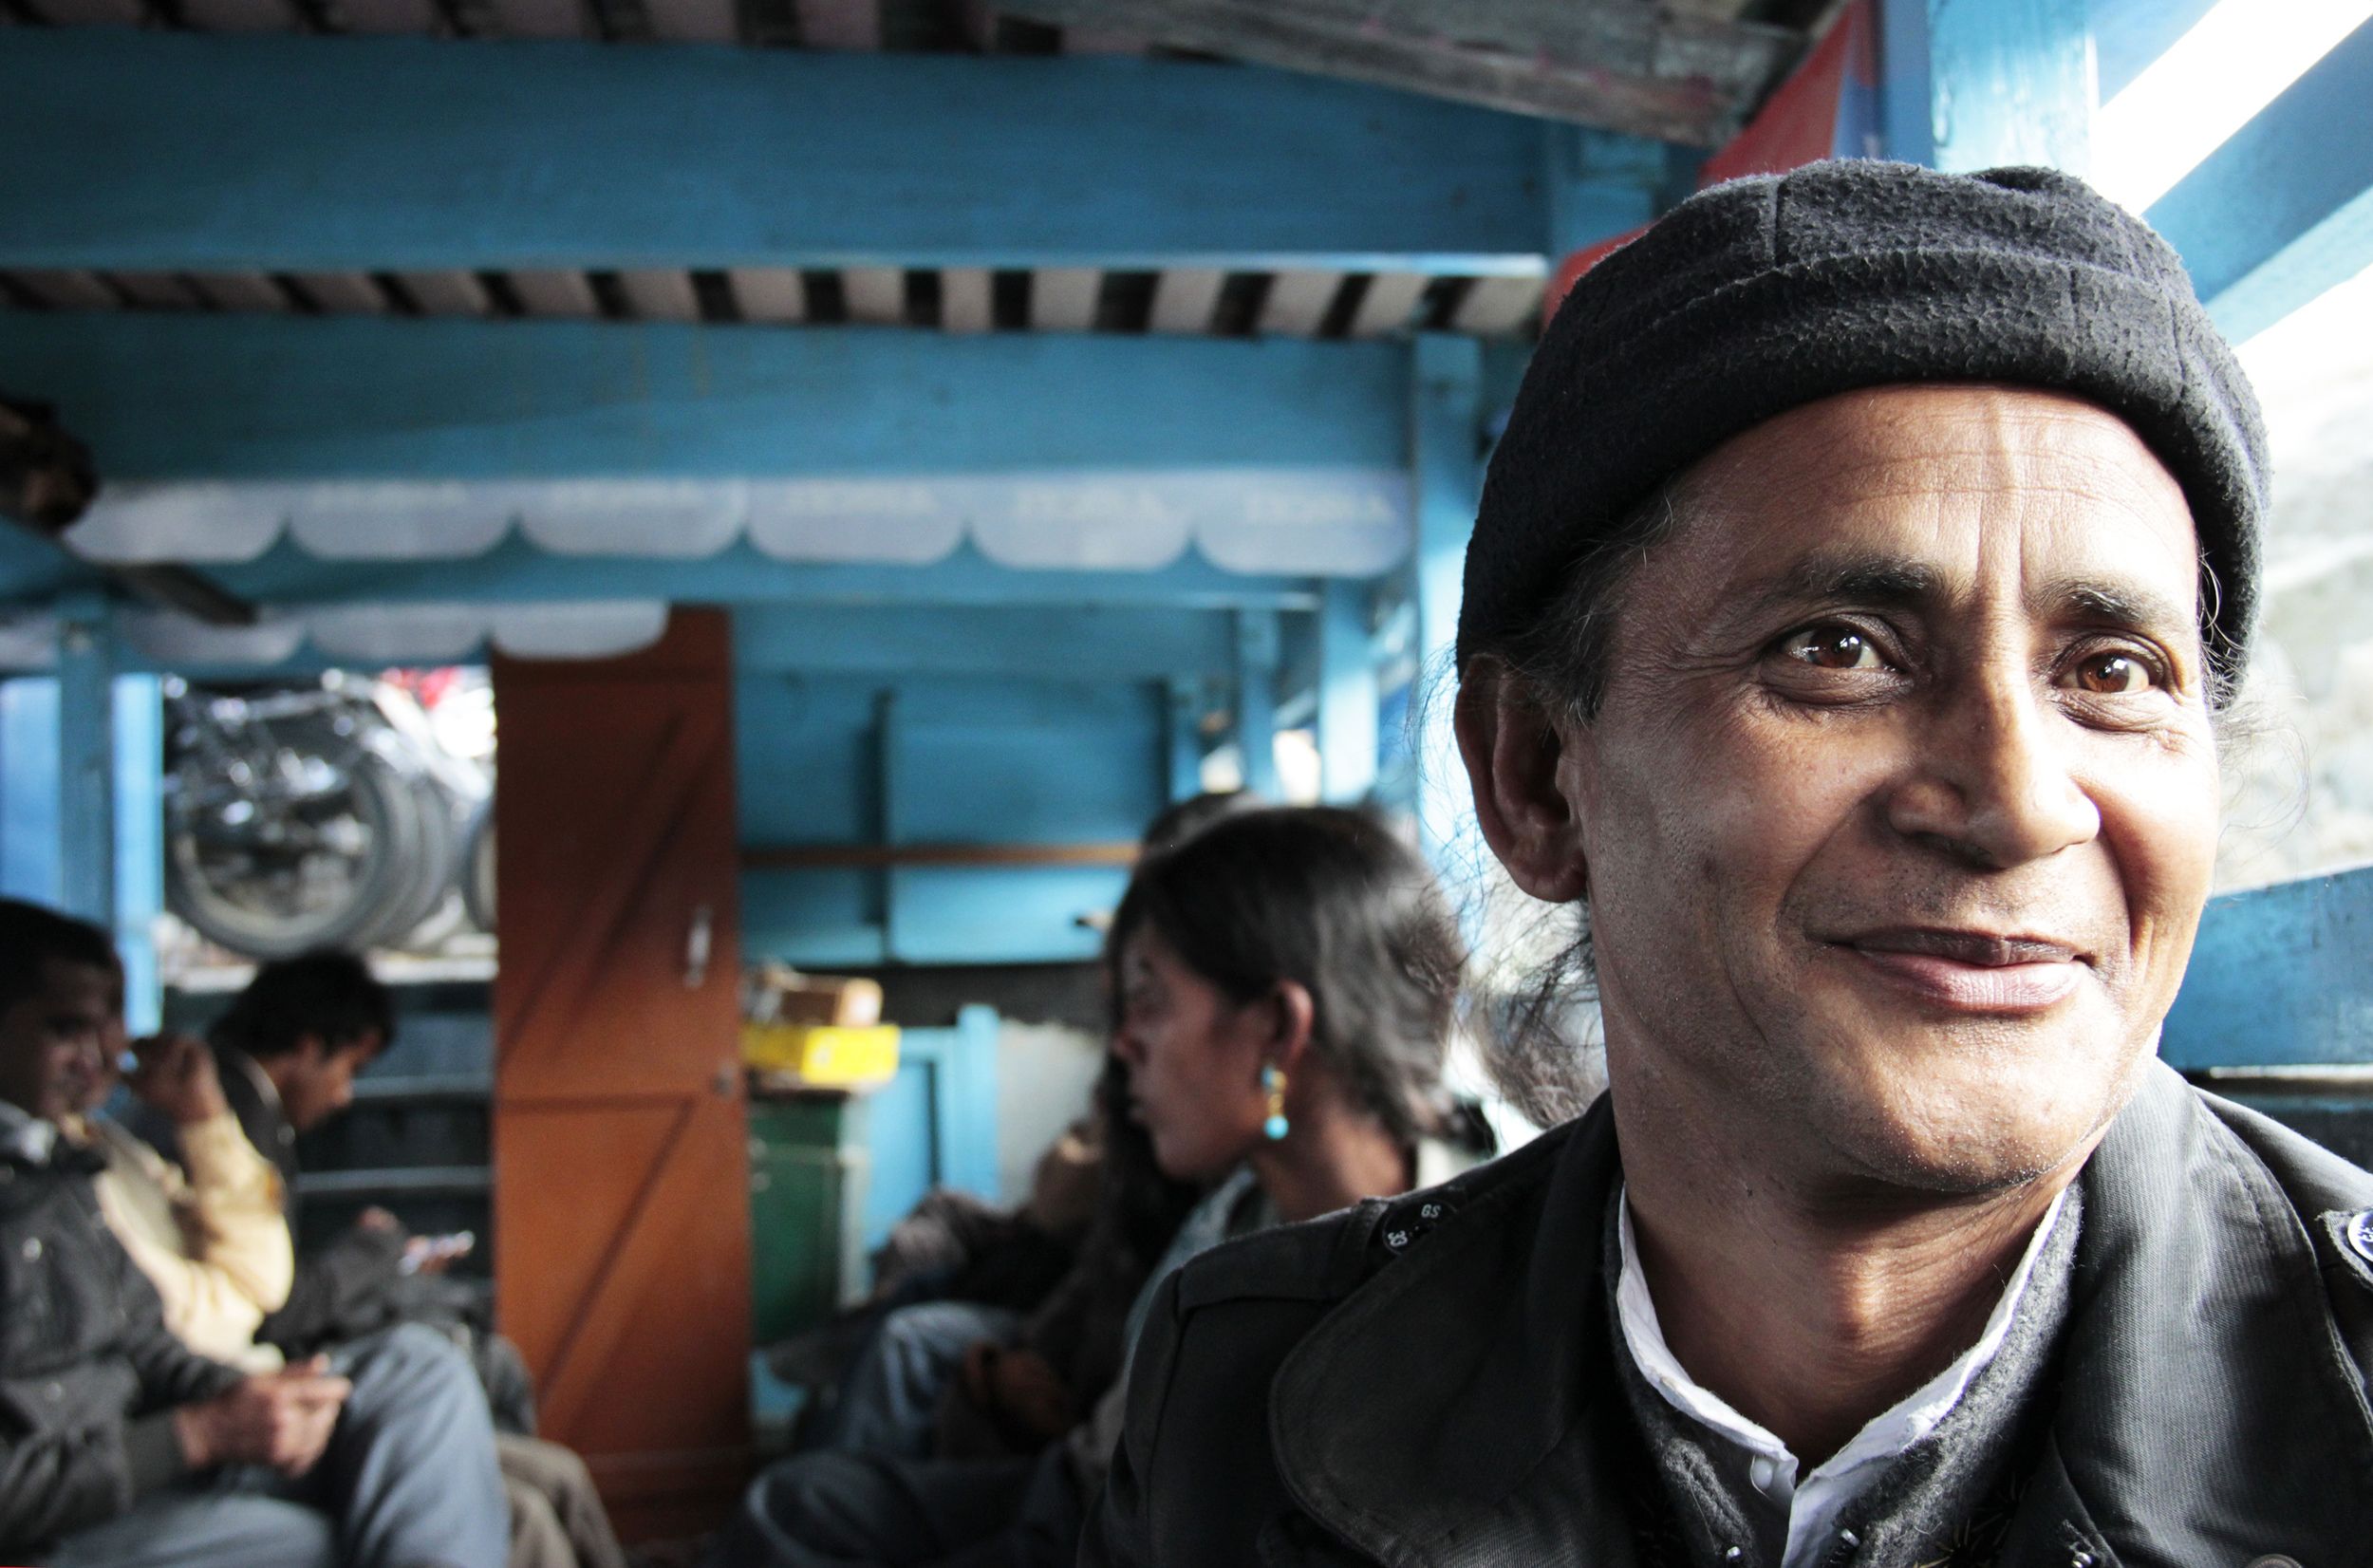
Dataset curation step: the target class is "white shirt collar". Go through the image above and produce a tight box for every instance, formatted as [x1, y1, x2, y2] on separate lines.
[0, 1097, 59, 1166]
[1615, 1183, 2068, 1568]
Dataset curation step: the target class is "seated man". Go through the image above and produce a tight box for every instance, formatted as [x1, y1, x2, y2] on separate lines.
[0, 898, 507, 1568]
[93, 955, 624, 1568]
[1090, 163, 2373, 1564]
[143, 949, 437, 1360]
[78, 1022, 293, 1374]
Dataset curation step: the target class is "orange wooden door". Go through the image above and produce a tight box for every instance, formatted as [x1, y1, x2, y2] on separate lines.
[491, 607, 751, 1541]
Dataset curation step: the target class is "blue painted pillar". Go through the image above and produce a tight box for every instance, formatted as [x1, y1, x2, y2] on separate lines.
[1542, 123, 1670, 256]
[1410, 333, 1482, 868]
[872, 686, 901, 962]
[1317, 579, 1378, 805]
[1889, 0, 2092, 174]
[112, 675, 163, 1035]
[1234, 609, 1281, 801]
[1166, 678, 1203, 803]
[55, 594, 113, 927]
[0, 678, 63, 906]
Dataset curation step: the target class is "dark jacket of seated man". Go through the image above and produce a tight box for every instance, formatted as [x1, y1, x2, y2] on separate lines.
[0, 901, 509, 1568]
[0, 1119, 243, 1549]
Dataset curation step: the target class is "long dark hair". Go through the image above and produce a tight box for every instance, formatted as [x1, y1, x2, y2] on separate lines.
[1111, 806, 1467, 1148]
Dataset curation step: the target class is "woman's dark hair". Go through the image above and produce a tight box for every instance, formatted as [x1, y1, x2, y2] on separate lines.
[1110, 806, 1466, 1148]
[210, 948, 394, 1062]
[0, 899, 119, 1014]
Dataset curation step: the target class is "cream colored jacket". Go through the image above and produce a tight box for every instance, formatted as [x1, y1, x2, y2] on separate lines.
[82, 1112, 293, 1372]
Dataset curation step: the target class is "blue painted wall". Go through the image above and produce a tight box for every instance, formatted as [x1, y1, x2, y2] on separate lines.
[738, 670, 1164, 966]
[2162, 864, 2373, 1069]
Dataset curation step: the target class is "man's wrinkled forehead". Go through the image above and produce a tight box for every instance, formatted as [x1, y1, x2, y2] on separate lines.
[1665, 386, 2205, 636]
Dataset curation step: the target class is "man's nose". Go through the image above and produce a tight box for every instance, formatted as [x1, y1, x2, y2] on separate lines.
[1883, 669, 2101, 869]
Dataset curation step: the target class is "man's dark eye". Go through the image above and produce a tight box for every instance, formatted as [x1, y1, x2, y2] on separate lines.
[1780, 626, 1881, 671]
[2066, 652, 2154, 695]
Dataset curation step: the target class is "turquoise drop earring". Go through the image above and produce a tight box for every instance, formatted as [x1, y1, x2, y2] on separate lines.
[1261, 1065, 1289, 1141]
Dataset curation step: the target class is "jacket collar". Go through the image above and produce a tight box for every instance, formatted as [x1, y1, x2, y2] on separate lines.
[1269, 1064, 2373, 1566]
[1270, 1096, 1642, 1566]
[2040, 1062, 2373, 1560]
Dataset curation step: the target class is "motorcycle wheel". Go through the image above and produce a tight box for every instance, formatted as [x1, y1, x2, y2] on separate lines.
[166, 747, 438, 961]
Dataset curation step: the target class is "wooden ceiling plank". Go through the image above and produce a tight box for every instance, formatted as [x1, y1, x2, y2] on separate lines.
[841, 266, 904, 326]
[489, 0, 589, 35]
[1257, 269, 1343, 337]
[1147, 268, 1224, 335]
[28, 0, 143, 20]
[1030, 267, 1098, 331]
[939, 267, 991, 334]
[510, 270, 601, 317]
[293, 271, 390, 313]
[1449, 273, 1542, 335]
[9, 271, 119, 310]
[729, 268, 807, 324]
[190, 271, 291, 312]
[178, 0, 299, 28]
[1001, 0, 1798, 146]
[793, 0, 878, 47]
[1346, 270, 1428, 337]
[339, 0, 444, 30]
[107, 271, 204, 309]
[645, 0, 736, 40]
[402, 270, 492, 316]
[619, 269, 701, 322]
[1060, 25, 1144, 52]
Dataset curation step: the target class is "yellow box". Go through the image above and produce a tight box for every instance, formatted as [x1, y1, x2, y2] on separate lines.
[741, 1022, 901, 1088]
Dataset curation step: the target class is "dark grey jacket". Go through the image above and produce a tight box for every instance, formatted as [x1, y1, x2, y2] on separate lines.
[0, 1142, 242, 1556]
[1087, 1064, 2373, 1567]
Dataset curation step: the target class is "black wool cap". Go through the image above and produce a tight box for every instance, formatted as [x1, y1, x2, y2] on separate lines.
[1460, 159, 2269, 683]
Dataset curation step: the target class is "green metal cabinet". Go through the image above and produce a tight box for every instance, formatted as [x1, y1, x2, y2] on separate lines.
[746, 1096, 865, 1346]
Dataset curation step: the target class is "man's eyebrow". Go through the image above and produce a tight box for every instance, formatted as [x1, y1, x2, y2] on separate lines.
[2053, 580, 2195, 634]
[1740, 554, 1942, 618]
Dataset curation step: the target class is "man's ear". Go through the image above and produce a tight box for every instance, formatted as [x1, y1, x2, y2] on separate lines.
[1454, 658, 1592, 904]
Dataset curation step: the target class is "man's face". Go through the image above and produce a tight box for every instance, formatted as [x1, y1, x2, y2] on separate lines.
[0, 959, 115, 1124]
[274, 1031, 383, 1132]
[1565, 385, 2218, 1196]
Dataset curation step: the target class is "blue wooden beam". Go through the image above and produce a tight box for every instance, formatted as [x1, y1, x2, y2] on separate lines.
[735, 603, 1234, 680]
[54, 595, 113, 924]
[1876, 0, 1935, 165]
[1317, 579, 1378, 804]
[0, 31, 1556, 273]
[1409, 333, 1479, 868]
[1919, 0, 2091, 176]
[1234, 608, 1281, 800]
[1167, 680, 1205, 803]
[0, 312, 1407, 483]
[111, 675, 162, 1035]
[2146, 15, 2373, 344]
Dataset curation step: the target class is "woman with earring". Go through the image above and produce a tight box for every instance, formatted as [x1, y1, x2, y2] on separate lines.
[707, 805, 1488, 1568]
[1103, 805, 1488, 1359]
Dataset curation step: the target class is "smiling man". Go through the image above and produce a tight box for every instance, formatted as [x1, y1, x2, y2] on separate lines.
[1087, 163, 2373, 1568]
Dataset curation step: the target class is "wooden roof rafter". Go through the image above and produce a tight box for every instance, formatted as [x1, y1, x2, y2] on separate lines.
[1000, 0, 1803, 144]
